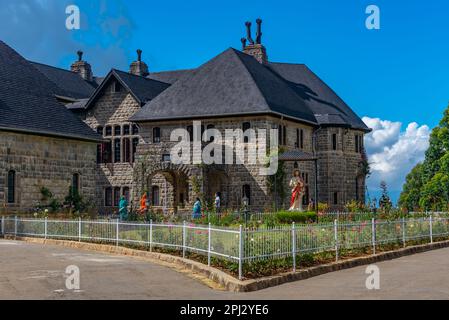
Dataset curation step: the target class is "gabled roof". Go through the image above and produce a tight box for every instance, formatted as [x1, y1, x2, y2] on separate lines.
[30, 61, 97, 99]
[267, 62, 370, 131]
[82, 69, 170, 110]
[131, 48, 318, 124]
[0, 41, 101, 142]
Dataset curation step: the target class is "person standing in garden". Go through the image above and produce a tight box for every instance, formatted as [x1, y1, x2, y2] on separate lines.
[215, 192, 221, 214]
[192, 198, 202, 219]
[119, 196, 128, 221]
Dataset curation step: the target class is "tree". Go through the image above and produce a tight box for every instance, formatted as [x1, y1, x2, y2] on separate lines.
[400, 103, 449, 211]
[378, 181, 392, 211]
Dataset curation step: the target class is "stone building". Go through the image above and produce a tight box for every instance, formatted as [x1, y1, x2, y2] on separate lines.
[0, 41, 101, 214]
[0, 19, 370, 214]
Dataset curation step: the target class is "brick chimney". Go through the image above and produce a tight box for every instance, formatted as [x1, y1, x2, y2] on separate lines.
[129, 49, 149, 77]
[70, 51, 93, 82]
[242, 19, 268, 64]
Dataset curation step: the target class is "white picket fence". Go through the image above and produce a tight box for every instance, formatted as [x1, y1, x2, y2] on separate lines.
[1, 215, 449, 279]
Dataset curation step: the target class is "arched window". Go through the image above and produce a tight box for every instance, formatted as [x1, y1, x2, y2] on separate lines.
[151, 186, 160, 206]
[242, 122, 251, 143]
[105, 126, 112, 136]
[96, 126, 104, 135]
[242, 184, 251, 206]
[72, 173, 79, 196]
[186, 125, 193, 142]
[153, 127, 161, 143]
[206, 124, 215, 142]
[7, 170, 15, 204]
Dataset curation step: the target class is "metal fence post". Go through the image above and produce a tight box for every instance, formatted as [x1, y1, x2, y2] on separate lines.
[78, 218, 81, 242]
[44, 217, 48, 240]
[208, 223, 212, 267]
[430, 214, 433, 244]
[116, 219, 119, 247]
[292, 222, 296, 272]
[1, 216, 4, 236]
[14, 216, 18, 239]
[402, 217, 406, 248]
[182, 221, 187, 258]
[150, 220, 153, 253]
[372, 218, 376, 255]
[239, 225, 243, 280]
[334, 219, 338, 262]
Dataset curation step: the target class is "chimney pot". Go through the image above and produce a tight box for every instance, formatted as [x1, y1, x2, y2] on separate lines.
[71, 51, 93, 82]
[130, 49, 149, 77]
[242, 19, 268, 64]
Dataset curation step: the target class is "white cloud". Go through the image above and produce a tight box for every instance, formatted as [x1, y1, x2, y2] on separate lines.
[363, 116, 431, 201]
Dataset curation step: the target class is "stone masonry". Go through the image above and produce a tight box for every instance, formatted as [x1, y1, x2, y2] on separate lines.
[0, 131, 97, 214]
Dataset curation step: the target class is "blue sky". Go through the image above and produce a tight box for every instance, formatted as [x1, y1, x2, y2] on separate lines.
[1, 0, 448, 203]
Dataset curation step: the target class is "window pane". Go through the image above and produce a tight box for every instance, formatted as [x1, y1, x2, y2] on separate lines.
[97, 127, 104, 135]
[152, 186, 160, 206]
[113, 187, 121, 207]
[123, 187, 130, 202]
[114, 139, 121, 163]
[123, 125, 130, 135]
[124, 139, 131, 163]
[132, 138, 139, 163]
[332, 134, 337, 150]
[114, 126, 121, 136]
[72, 174, 79, 195]
[7, 170, 15, 204]
[132, 124, 139, 135]
[153, 127, 161, 143]
[105, 126, 112, 136]
[242, 122, 250, 143]
[105, 188, 112, 207]
[103, 141, 112, 163]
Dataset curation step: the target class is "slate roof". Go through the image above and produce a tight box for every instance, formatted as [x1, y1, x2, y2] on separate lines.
[131, 48, 318, 124]
[30, 61, 97, 99]
[267, 62, 370, 131]
[132, 48, 369, 132]
[0, 41, 101, 142]
[82, 69, 170, 110]
[148, 69, 195, 84]
[279, 150, 317, 161]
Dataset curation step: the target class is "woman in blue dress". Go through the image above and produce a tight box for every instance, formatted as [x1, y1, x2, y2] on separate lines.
[192, 198, 202, 219]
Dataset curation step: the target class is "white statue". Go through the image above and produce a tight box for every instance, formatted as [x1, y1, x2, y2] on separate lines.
[289, 170, 305, 212]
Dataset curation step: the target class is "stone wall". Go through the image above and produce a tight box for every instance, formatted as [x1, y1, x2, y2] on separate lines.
[315, 127, 366, 209]
[135, 116, 317, 212]
[0, 131, 97, 214]
[84, 81, 143, 214]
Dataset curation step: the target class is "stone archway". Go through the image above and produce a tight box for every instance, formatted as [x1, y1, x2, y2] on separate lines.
[145, 163, 192, 214]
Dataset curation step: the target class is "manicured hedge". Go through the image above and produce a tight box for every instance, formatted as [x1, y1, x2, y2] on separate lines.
[275, 211, 317, 224]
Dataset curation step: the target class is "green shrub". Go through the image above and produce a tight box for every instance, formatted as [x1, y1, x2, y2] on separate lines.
[275, 211, 317, 224]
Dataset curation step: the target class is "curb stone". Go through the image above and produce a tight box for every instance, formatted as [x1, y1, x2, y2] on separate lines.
[4, 235, 449, 292]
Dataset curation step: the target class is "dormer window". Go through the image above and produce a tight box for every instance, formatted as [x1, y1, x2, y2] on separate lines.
[105, 126, 112, 136]
[114, 125, 121, 136]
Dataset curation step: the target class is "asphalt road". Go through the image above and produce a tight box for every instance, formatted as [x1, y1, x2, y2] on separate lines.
[1, 239, 449, 300]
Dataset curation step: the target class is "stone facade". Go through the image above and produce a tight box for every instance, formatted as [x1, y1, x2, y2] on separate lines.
[134, 116, 319, 213]
[315, 127, 366, 209]
[0, 131, 97, 214]
[83, 80, 143, 214]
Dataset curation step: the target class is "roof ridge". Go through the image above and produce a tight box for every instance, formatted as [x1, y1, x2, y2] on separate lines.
[30, 61, 78, 74]
[231, 49, 273, 112]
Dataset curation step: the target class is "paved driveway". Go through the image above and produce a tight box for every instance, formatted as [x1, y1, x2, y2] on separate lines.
[1, 239, 448, 300]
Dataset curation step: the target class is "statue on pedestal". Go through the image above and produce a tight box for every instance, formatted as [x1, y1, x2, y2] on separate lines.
[289, 170, 305, 212]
